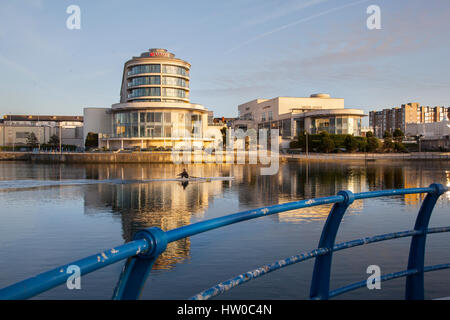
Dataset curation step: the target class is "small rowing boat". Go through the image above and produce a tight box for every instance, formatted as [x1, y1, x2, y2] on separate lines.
[113, 177, 235, 184]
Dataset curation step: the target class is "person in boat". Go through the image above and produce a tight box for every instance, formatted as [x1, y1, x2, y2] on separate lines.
[177, 169, 189, 179]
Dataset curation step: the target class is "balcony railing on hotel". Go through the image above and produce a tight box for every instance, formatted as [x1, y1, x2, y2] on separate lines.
[0, 184, 448, 300]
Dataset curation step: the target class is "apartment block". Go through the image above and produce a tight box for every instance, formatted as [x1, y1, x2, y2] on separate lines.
[369, 103, 450, 138]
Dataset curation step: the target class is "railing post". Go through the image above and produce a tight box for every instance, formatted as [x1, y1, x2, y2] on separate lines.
[405, 183, 445, 300]
[310, 190, 354, 300]
[112, 227, 167, 300]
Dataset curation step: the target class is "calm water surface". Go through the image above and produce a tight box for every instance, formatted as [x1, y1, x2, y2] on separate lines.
[0, 160, 449, 299]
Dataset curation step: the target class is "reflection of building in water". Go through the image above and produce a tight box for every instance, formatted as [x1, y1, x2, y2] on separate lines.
[80, 161, 448, 266]
[83, 163, 234, 183]
[229, 161, 448, 223]
[83, 167, 227, 270]
[400, 164, 449, 206]
[277, 201, 364, 224]
[229, 163, 366, 223]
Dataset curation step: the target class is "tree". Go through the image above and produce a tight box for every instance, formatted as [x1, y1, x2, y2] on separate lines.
[344, 135, 358, 152]
[296, 131, 307, 149]
[319, 131, 335, 153]
[394, 142, 406, 152]
[26, 132, 38, 147]
[366, 136, 380, 152]
[48, 134, 59, 147]
[357, 138, 368, 152]
[220, 127, 228, 150]
[366, 131, 374, 138]
[383, 136, 395, 152]
[289, 139, 299, 149]
[85, 132, 99, 150]
[393, 129, 404, 143]
[383, 130, 392, 139]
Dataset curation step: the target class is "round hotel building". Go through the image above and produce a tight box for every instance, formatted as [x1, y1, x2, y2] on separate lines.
[99, 48, 211, 150]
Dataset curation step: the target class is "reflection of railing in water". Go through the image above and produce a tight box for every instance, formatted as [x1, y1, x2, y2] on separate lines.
[0, 184, 448, 300]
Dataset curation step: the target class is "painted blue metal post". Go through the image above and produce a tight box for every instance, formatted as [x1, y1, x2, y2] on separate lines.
[112, 227, 167, 300]
[405, 183, 445, 300]
[310, 190, 355, 300]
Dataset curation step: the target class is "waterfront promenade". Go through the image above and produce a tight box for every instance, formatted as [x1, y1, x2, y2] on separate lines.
[0, 151, 449, 163]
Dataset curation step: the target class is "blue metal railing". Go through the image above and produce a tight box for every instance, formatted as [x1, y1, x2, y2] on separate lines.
[0, 183, 448, 300]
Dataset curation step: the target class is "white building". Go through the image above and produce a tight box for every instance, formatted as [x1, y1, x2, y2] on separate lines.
[232, 93, 365, 138]
[405, 117, 450, 139]
[0, 115, 84, 148]
[84, 48, 215, 151]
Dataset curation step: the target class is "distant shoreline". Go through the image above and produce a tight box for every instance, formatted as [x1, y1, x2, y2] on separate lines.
[281, 152, 450, 162]
[0, 151, 449, 164]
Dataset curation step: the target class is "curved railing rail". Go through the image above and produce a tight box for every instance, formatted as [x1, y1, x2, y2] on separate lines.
[0, 183, 448, 300]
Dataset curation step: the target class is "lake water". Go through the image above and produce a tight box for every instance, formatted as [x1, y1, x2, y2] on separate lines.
[0, 160, 449, 300]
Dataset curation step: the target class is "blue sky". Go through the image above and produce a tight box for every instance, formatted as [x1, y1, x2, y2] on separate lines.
[0, 0, 449, 124]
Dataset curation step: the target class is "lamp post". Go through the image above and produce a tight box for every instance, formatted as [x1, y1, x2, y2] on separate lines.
[418, 134, 423, 153]
[305, 130, 309, 157]
[9, 114, 15, 152]
[414, 134, 423, 153]
[59, 123, 62, 154]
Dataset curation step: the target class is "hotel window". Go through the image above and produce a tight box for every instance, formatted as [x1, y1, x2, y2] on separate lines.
[132, 98, 161, 102]
[129, 87, 161, 98]
[162, 76, 188, 87]
[154, 112, 162, 123]
[281, 119, 291, 138]
[268, 111, 273, 121]
[161, 88, 186, 98]
[128, 64, 161, 75]
[162, 65, 189, 76]
[132, 126, 138, 137]
[164, 126, 172, 137]
[154, 125, 162, 137]
[261, 113, 266, 122]
[128, 76, 161, 87]
[131, 112, 138, 124]
[190, 114, 202, 137]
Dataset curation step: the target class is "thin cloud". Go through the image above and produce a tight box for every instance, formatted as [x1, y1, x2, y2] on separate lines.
[226, 0, 370, 53]
[245, 0, 331, 26]
[0, 54, 40, 83]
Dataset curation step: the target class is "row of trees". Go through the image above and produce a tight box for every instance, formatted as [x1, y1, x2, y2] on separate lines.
[21, 132, 99, 151]
[22, 132, 77, 151]
[25, 132, 59, 148]
[290, 130, 406, 153]
[382, 129, 406, 153]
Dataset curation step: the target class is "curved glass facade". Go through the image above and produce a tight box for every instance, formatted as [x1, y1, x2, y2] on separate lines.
[127, 64, 189, 77]
[161, 88, 186, 98]
[162, 65, 189, 76]
[128, 87, 187, 99]
[101, 49, 211, 150]
[310, 116, 362, 135]
[129, 76, 188, 88]
[125, 63, 189, 102]
[113, 111, 202, 138]
[128, 76, 161, 87]
[128, 64, 161, 75]
[128, 87, 161, 98]
[161, 76, 187, 87]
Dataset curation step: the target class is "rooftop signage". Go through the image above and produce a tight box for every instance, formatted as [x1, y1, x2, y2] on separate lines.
[149, 51, 171, 58]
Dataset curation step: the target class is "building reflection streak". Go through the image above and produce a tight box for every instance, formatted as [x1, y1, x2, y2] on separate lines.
[83, 164, 230, 270]
[81, 161, 449, 268]
[446, 170, 450, 201]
